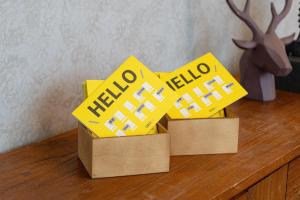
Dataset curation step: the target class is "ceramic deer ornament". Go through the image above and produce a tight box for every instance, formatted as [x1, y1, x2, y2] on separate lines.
[226, 0, 295, 101]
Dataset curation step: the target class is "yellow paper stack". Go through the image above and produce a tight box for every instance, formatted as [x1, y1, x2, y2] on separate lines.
[159, 53, 248, 119]
[73, 56, 178, 138]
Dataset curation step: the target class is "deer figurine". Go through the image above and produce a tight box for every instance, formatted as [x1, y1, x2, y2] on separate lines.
[226, 0, 295, 101]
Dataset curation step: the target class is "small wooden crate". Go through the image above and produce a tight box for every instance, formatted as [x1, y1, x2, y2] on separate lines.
[160, 109, 239, 156]
[78, 123, 170, 178]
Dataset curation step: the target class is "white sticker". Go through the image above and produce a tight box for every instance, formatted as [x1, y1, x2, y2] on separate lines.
[133, 91, 145, 102]
[182, 93, 193, 103]
[212, 91, 222, 100]
[153, 88, 164, 102]
[204, 80, 215, 91]
[202, 96, 212, 106]
[190, 103, 201, 112]
[116, 130, 126, 136]
[124, 101, 135, 112]
[135, 111, 145, 121]
[144, 100, 155, 112]
[174, 98, 183, 109]
[126, 119, 137, 130]
[105, 119, 117, 131]
[142, 82, 154, 92]
[222, 83, 233, 94]
[115, 111, 126, 122]
[180, 108, 190, 118]
[214, 75, 224, 85]
[193, 87, 203, 97]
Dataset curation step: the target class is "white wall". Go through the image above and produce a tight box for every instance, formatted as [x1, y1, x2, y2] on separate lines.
[0, 0, 298, 152]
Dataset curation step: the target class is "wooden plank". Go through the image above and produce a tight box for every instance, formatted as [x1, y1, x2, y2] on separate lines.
[233, 191, 249, 200]
[91, 129, 170, 178]
[0, 91, 300, 200]
[234, 166, 288, 200]
[169, 115, 239, 155]
[287, 157, 300, 200]
[78, 122, 93, 177]
[247, 165, 288, 200]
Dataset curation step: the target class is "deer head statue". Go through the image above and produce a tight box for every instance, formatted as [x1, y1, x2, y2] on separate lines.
[226, 0, 295, 101]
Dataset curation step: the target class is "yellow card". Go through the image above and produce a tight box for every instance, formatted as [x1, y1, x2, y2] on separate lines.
[83, 80, 103, 98]
[73, 56, 178, 137]
[210, 109, 225, 118]
[160, 52, 247, 119]
[83, 80, 158, 135]
[83, 76, 226, 119]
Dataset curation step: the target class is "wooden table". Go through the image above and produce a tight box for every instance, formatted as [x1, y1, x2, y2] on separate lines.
[1, 91, 300, 200]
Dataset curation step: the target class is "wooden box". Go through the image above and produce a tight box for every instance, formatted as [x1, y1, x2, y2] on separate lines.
[159, 109, 239, 156]
[78, 123, 170, 178]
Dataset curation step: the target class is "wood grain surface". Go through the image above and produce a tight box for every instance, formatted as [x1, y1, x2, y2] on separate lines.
[0, 90, 300, 200]
[233, 165, 289, 200]
[247, 165, 288, 200]
[287, 157, 300, 200]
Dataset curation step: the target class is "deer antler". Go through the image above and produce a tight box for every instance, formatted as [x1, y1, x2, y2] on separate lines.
[226, 0, 263, 40]
[266, 0, 293, 34]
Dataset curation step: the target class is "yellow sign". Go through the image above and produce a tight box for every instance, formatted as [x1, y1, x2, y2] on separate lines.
[73, 56, 178, 137]
[83, 74, 226, 119]
[82, 80, 102, 98]
[83, 80, 158, 135]
[83, 79, 226, 119]
[210, 109, 225, 118]
[159, 52, 247, 119]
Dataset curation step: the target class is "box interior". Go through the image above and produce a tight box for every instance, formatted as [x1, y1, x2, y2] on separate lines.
[81, 121, 168, 140]
[159, 108, 237, 129]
